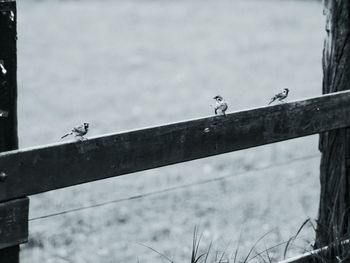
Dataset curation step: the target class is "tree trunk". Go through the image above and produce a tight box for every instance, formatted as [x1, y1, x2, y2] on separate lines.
[316, 0, 350, 248]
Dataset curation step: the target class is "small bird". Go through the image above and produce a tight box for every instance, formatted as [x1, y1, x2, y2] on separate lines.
[213, 95, 228, 116]
[268, 88, 289, 105]
[61, 122, 89, 140]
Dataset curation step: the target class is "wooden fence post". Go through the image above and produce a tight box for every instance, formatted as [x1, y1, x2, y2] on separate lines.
[0, 1, 29, 262]
[316, 0, 350, 249]
[0, 0, 17, 149]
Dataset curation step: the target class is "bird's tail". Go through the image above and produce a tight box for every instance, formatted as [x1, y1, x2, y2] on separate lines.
[61, 132, 72, 139]
[268, 97, 276, 105]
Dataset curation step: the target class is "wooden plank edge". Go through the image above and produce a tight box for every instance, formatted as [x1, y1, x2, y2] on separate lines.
[1, 89, 350, 157]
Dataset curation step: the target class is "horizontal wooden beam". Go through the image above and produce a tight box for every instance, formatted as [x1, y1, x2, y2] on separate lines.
[0, 198, 29, 249]
[0, 91, 350, 201]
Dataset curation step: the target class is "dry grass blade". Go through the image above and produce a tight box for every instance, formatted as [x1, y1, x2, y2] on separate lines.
[255, 249, 268, 263]
[249, 237, 304, 262]
[216, 239, 232, 263]
[233, 244, 240, 263]
[191, 226, 207, 263]
[203, 241, 212, 263]
[217, 251, 226, 263]
[137, 242, 174, 263]
[283, 218, 312, 259]
[265, 245, 272, 263]
[244, 230, 273, 262]
[232, 226, 245, 263]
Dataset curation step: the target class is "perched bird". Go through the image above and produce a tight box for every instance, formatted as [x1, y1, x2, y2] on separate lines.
[213, 95, 228, 116]
[61, 122, 89, 140]
[268, 88, 289, 105]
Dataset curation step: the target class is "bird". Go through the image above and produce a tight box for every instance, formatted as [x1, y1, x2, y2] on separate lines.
[61, 122, 89, 140]
[213, 95, 228, 116]
[268, 88, 289, 105]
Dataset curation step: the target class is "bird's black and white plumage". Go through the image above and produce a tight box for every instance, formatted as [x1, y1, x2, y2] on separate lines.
[213, 95, 228, 116]
[268, 88, 289, 105]
[61, 122, 89, 140]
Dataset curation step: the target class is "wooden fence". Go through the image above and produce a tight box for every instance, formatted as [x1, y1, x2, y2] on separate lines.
[0, 0, 348, 262]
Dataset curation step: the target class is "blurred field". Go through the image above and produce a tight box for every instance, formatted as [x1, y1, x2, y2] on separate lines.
[17, 0, 324, 262]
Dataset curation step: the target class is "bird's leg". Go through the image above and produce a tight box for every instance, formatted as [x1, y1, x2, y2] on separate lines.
[75, 136, 85, 141]
[280, 99, 287, 104]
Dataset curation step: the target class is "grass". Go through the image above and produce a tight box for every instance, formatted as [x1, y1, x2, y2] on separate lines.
[140, 221, 350, 263]
[138, 225, 290, 262]
[17, 0, 324, 262]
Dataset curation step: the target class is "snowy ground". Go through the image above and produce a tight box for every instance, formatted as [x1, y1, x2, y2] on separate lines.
[17, 0, 324, 262]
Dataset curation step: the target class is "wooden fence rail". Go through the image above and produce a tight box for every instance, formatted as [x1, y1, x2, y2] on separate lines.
[0, 90, 349, 202]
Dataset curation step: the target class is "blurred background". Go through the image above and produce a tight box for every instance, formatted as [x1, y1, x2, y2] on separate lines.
[17, 0, 323, 262]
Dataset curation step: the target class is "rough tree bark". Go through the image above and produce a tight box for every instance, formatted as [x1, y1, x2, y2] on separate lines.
[316, 0, 350, 248]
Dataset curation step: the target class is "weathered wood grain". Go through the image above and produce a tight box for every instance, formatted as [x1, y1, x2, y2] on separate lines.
[0, 91, 348, 201]
[316, 0, 350, 249]
[0, 198, 28, 249]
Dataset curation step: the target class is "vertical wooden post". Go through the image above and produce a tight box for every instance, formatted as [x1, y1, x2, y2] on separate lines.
[0, 1, 22, 263]
[316, 0, 350, 249]
[0, 247, 20, 263]
[0, 0, 18, 150]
